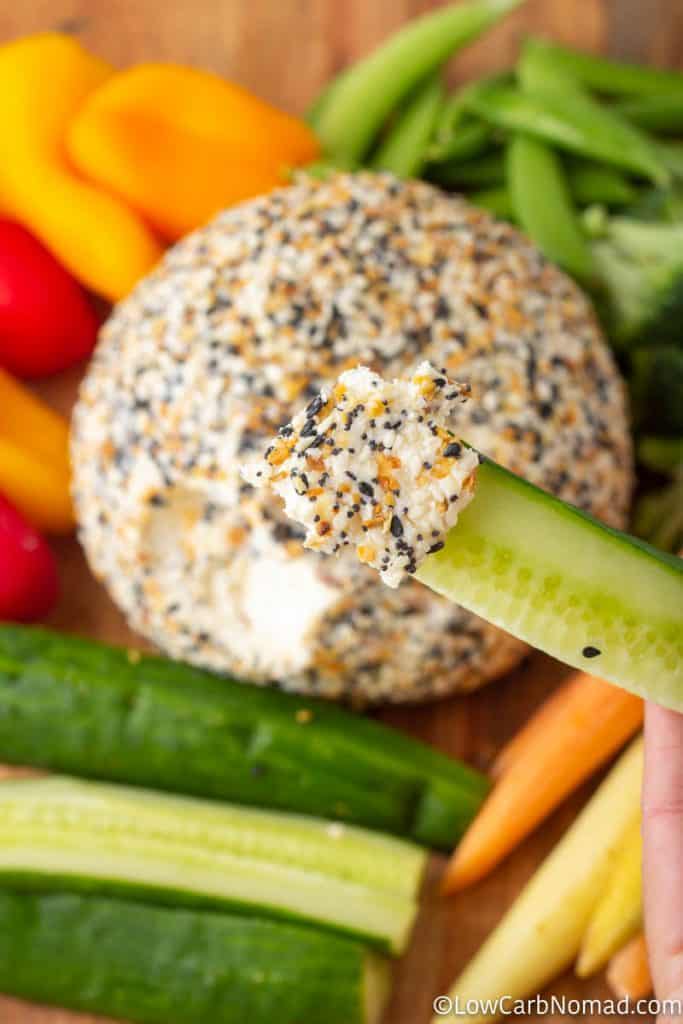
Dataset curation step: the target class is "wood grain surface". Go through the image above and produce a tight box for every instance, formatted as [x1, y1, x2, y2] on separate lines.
[0, 2, 680, 1022]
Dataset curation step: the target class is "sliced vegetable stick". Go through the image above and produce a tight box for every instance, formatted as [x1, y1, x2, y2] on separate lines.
[576, 817, 642, 977]
[492, 672, 641, 779]
[607, 933, 652, 1002]
[444, 674, 643, 891]
[435, 737, 643, 1024]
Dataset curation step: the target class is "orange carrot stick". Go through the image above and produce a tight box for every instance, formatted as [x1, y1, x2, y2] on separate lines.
[607, 933, 652, 1001]
[443, 673, 643, 893]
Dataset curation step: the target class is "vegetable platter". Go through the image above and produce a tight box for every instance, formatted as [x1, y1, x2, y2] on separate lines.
[2, 0, 681, 1022]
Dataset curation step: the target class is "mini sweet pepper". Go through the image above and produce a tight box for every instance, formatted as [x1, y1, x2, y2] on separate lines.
[0, 34, 163, 301]
[66, 63, 321, 240]
[0, 220, 99, 378]
[0, 368, 74, 533]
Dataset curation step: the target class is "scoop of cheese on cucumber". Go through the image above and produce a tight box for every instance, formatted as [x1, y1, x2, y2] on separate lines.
[245, 362, 682, 707]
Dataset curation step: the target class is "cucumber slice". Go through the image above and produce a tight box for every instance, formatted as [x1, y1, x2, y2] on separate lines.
[0, 624, 488, 849]
[0, 776, 426, 954]
[0, 890, 389, 1024]
[416, 459, 683, 708]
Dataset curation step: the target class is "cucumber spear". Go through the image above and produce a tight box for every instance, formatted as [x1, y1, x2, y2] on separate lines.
[244, 363, 683, 711]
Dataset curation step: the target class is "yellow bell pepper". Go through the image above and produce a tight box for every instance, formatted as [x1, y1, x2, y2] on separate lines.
[66, 63, 321, 240]
[0, 34, 163, 300]
[0, 368, 74, 533]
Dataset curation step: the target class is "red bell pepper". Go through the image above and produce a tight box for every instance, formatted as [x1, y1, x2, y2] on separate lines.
[0, 220, 99, 378]
[0, 494, 59, 621]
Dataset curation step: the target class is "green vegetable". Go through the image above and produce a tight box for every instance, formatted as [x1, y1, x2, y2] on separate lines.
[0, 775, 426, 953]
[430, 72, 513, 147]
[617, 93, 683, 134]
[415, 459, 683, 709]
[0, 890, 390, 1024]
[631, 346, 683, 436]
[0, 624, 487, 850]
[371, 73, 444, 178]
[638, 435, 683, 475]
[465, 164, 635, 221]
[567, 160, 638, 207]
[588, 215, 683, 349]
[658, 141, 683, 179]
[426, 118, 492, 166]
[427, 148, 505, 187]
[521, 37, 683, 97]
[468, 81, 670, 185]
[312, 0, 522, 163]
[469, 185, 515, 219]
[633, 474, 683, 555]
[507, 134, 593, 280]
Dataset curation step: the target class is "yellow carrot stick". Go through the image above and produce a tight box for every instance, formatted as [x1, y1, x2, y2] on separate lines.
[607, 933, 652, 1002]
[435, 737, 643, 1024]
[444, 673, 643, 892]
[576, 817, 642, 977]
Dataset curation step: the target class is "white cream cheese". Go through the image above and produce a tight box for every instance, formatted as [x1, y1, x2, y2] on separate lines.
[243, 362, 481, 587]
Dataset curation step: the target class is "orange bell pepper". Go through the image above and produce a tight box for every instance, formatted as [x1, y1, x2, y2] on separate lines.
[0, 368, 74, 533]
[67, 63, 321, 240]
[0, 34, 162, 301]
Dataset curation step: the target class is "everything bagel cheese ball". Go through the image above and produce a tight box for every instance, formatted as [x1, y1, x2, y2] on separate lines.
[72, 173, 633, 704]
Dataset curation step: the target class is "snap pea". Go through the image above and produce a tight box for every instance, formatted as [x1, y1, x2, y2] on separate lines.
[312, 0, 523, 163]
[468, 164, 637, 218]
[427, 72, 512, 161]
[521, 37, 683, 97]
[616, 93, 683, 135]
[371, 74, 445, 179]
[427, 148, 505, 187]
[658, 141, 683, 180]
[426, 119, 492, 166]
[567, 160, 638, 207]
[469, 185, 515, 220]
[507, 134, 594, 281]
[468, 82, 670, 185]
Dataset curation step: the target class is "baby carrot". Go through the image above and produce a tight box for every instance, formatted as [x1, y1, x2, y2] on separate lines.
[444, 673, 643, 892]
[607, 934, 652, 1002]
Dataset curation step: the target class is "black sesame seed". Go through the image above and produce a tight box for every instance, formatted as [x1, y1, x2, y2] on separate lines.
[359, 481, 374, 498]
[582, 645, 602, 659]
[428, 541, 445, 554]
[390, 516, 403, 538]
[444, 442, 462, 458]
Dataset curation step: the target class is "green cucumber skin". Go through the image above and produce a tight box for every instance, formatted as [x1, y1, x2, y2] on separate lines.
[0, 775, 424, 954]
[417, 459, 683, 708]
[0, 625, 487, 850]
[0, 890, 383, 1024]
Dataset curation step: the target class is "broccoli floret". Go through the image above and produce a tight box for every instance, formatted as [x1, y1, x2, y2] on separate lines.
[587, 215, 683, 349]
[630, 346, 683, 436]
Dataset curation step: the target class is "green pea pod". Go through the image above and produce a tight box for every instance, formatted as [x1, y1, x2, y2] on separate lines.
[616, 93, 683, 135]
[469, 185, 515, 220]
[567, 161, 638, 207]
[657, 141, 683, 180]
[427, 149, 505, 187]
[428, 72, 513, 159]
[426, 119, 492, 166]
[312, 0, 523, 163]
[469, 82, 670, 185]
[507, 134, 594, 282]
[371, 74, 445, 179]
[521, 37, 683, 97]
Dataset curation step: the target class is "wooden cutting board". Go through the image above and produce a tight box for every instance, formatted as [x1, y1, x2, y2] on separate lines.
[2, 2, 681, 1021]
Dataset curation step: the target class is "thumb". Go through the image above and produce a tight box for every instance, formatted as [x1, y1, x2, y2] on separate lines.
[643, 701, 683, 1014]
